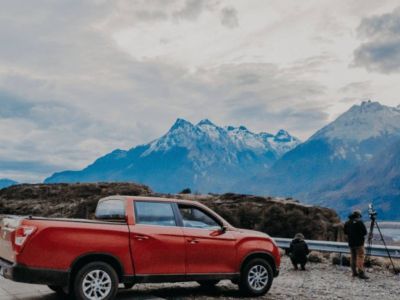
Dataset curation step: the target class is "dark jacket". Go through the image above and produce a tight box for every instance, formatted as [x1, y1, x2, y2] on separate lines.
[289, 239, 310, 263]
[344, 219, 367, 247]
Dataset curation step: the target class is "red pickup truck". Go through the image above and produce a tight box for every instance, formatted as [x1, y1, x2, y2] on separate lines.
[0, 196, 280, 300]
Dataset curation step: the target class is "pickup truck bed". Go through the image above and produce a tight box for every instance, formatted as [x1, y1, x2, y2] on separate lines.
[0, 215, 132, 286]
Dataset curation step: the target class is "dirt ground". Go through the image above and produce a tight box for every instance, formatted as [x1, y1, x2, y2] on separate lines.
[0, 256, 398, 299]
[130, 256, 399, 300]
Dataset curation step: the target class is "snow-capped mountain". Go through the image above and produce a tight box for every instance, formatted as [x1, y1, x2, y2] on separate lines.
[311, 100, 400, 162]
[242, 101, 400, 214]
[144, 118, 299, 168]
[313, 101, 400, 141]
[45, 119, 300, 193]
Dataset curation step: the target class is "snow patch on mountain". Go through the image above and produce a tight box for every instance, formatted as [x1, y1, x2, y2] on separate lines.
[142, 118, 301, 161]
[312, 100, 400, 143]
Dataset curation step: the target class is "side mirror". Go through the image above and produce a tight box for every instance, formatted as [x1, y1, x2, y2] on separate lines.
[210, 226, 228, 237]
[220, 225, 228, 233]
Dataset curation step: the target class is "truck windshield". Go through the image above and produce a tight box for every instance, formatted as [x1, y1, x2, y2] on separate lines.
[95, 199, 126, 220]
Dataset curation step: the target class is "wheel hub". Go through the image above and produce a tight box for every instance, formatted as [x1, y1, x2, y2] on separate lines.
[248, 265, 268, 291]
[82, 270, 112, 300]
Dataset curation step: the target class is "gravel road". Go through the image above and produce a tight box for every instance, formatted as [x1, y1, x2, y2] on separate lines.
[0, 256, 398, 299]
[130, 256, 399, 300]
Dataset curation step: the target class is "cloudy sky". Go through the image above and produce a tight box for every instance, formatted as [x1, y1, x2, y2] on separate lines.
[1, 0, 400, 182]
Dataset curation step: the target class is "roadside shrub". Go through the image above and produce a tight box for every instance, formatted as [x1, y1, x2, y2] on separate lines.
[179, 188, 192, 194]
[331, 254, 350, 266]
[308, 251, 324, 263]
[238, 205, 262, 229]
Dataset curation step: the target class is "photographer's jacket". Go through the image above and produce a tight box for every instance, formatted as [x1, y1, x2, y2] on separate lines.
[344, 219, 367, 247]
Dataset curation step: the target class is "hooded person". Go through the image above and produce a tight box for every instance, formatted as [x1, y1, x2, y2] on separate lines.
[288, 233, 310, 270]
[344, 210, 368, 279]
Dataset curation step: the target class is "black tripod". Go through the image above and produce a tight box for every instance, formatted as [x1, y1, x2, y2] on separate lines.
[366, 204, 398, 274]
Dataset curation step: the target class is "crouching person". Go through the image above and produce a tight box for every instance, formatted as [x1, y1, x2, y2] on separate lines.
[289, 233, 310, 271]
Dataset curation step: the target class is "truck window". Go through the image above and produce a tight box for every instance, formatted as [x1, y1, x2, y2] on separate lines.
[178, 204, 220, 229]
[134, 201, 176, 226]
[95, 199, 126, 220]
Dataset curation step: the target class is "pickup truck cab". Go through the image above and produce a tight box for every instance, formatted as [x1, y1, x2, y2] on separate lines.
[0, 196, 280, 300]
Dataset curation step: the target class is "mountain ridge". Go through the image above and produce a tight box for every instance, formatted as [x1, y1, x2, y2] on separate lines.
[45, 119, 301, 193]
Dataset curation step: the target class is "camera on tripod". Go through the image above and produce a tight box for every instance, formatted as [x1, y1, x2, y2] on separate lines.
[368, 203, 377, 220]
[366, 203, 398, 274]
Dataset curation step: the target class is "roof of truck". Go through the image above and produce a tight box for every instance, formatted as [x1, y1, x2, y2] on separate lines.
[99, 195, 196, 204]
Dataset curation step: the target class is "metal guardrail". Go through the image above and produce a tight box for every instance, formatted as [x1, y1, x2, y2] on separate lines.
[273, 237, 400, 259]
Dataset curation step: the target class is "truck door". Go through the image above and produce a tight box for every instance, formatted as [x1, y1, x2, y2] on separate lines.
[177, 204, 237, 274]
[130, 201, 185, 275]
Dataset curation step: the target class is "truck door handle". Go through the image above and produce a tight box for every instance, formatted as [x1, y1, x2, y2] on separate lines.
[134, 235, 149, 241]
[187, 238, 199, 244]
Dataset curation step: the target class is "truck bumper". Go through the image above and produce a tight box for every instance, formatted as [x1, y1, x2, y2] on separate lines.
[0, 258, 68, 286]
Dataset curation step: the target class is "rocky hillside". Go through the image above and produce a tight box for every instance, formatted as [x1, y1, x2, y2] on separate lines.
[0, 182, 152, 218]
[186, 193, 340, 240]
[0, 183, 340, 241]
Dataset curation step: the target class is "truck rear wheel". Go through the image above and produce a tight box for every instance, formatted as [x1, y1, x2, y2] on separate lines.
[239, 258, 273, 296]
[73, 261, 119, 300]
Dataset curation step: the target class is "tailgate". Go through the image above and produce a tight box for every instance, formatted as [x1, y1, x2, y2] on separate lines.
[0, 215, 25, 262]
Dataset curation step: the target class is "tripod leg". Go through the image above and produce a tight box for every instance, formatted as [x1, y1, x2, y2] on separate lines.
[375, 221, 398, 273]
[367, 219, 375, 257]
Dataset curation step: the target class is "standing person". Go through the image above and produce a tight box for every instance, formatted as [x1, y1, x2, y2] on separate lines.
[344, 210, 368, 279]
[288, 233, 310, 271]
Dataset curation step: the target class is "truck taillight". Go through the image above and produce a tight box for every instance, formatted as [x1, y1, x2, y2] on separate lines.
[13, 226, 37, 253]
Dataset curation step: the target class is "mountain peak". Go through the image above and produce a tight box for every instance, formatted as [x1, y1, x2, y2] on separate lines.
[276, 129, 289, 135]
[360, 99, 373, 106]
[274, 129, 292, 141]
[170, 118, 194, 130]
[312, 100, 400, 142]
[197, 119, 215, 127]
[356, 100, 384, 112]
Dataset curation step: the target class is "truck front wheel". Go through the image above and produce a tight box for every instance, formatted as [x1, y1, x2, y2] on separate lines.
[73, 261, 119, 300]
[239, 258, 273, 296]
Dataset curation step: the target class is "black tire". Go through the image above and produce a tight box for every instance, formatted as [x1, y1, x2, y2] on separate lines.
[123, 283, 135, 289]
[239, 258, 273, 296]
[73, 262, 119, 300]
[197, 280, 220, 287]
[48, 285, 69, 297]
